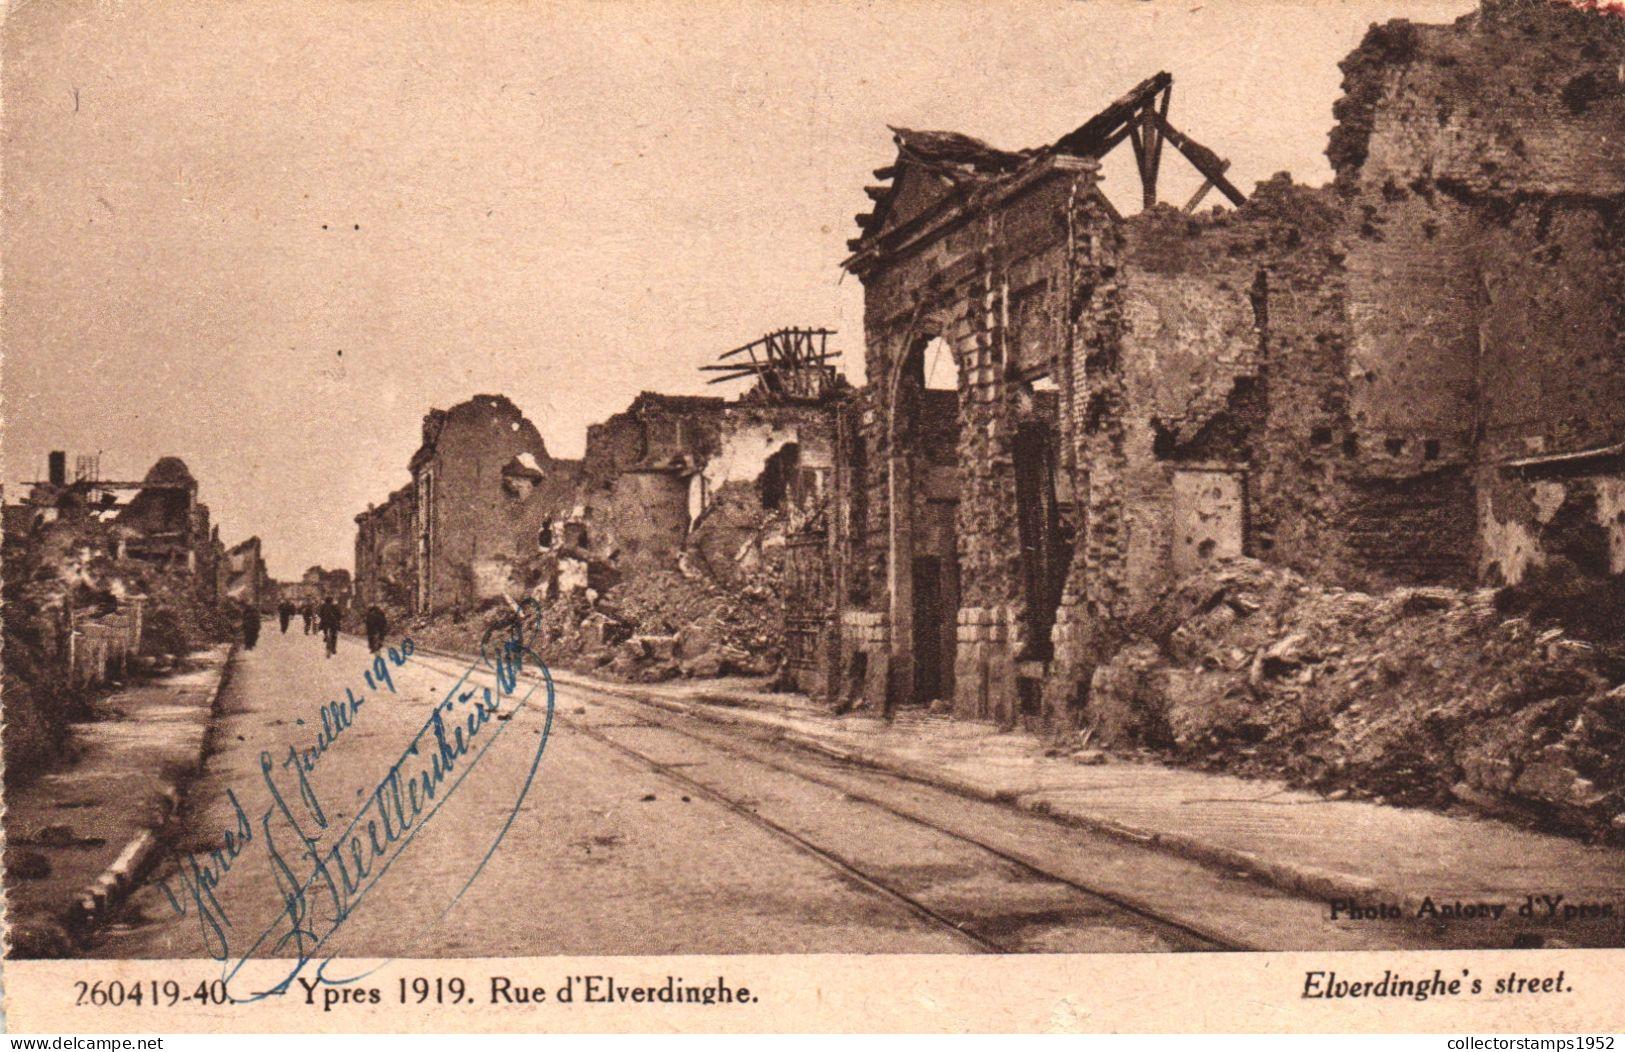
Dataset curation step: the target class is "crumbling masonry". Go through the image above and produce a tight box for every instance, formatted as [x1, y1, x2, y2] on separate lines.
[352, 357, 848, 686]
[831, 0, 1625, 730]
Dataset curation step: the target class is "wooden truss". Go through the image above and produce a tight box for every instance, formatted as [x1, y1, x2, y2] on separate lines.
[701, 327, 841, 401]
[1052, 71, 1247, 213]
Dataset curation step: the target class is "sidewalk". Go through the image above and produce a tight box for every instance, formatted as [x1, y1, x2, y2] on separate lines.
[3, 645, 233, 956]
[543, 665, 1625, 914]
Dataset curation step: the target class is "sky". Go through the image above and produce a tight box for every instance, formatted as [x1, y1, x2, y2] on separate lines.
[2, 0, 1476, 579]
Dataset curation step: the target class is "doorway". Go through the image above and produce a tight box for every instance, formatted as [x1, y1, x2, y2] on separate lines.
[912, 556, 945, 704]
[910, 540, 959, 705]
[1014, 420, 1068, 661]
[891, 333, 963, 709]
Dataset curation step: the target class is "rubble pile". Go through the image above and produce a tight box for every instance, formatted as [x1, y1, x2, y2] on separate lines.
[1, 518, 234, 785]
[1087, 558, 1625, 839]
[28, 521, 233, 651]
[592, 567, 783, 681]
[410, 565, 784, 685]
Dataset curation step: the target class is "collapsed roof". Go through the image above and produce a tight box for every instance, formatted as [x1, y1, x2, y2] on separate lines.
[848, 72, 1245, 258]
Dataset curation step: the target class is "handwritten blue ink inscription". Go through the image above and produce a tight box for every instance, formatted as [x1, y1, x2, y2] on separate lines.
[156, 602, 555, 1001]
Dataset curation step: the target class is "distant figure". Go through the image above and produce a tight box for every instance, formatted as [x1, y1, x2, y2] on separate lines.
[300, 602, 315, 635]
[241, 607, 261, 651]
[364, 604, 388, 654]
[318, 597, 342, 658]
[277, 600, 295, 634]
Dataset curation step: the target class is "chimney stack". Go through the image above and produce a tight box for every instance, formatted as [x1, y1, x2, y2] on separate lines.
[48, 451, 66, 486]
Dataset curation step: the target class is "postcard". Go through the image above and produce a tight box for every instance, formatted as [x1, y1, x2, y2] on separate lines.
[3, 0, 1623, 1035]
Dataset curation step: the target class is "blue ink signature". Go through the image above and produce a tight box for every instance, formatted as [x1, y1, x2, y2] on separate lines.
[158, 642, 414, 960]
[157, 602, 555, 1001]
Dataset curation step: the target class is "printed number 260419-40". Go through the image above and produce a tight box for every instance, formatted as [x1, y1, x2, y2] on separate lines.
[74, 980, 229, 1007]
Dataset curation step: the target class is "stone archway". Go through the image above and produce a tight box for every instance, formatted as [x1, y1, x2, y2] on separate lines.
[883, 323, 964, 711]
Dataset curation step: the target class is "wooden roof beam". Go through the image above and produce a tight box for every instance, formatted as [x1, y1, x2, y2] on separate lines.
[1153, 112, 1246, 207]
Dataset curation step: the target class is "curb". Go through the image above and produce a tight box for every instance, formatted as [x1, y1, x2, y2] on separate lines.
[413, 646, 1408, 911]
[68, 644, 237, 933]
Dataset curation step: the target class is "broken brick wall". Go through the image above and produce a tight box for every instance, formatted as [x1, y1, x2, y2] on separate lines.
[1120, 184, 1351, 594]
[353, 483, 416, 613]
[687, 402, 836, 590]
[552, 394, 726, 581]
[411, 394, 572, 613]
[1334, 0, 1625, 588]
[1046, 180, 1357, 731]
[695, 404, 836, 520]
[581, 393, 725, 481]
[601, 469, 691, 572]
[1474, 187, 1625, 585]
[1051, 0, 1625, 737]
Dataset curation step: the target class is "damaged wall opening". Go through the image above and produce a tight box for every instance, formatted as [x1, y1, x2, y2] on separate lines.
[897, 334, 962, 707]
[1013, 387, 1069, 662]
[758, 442, 801, 511]
[914, 336, 959, 391]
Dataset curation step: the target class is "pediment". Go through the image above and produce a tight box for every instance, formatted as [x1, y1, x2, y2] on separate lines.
[869, 164, 960, 240]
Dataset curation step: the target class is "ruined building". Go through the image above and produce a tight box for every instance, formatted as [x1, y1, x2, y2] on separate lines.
[1, 453, 248, 756]
[535, 331, 849, 673]
[9, 452, 227, 608]
[829, 0, 1625, 730]
[353, 394, 578, 615]
[353, 484, 415, 610]
[694, 330, 850, 692]
[544, 392, 727, 585]
[278, 564, 353, 607]
[1335, 0, 1625, 590]
[220, 536, 268, 611]
[347, 342, 849, 688]
[411, 395, 574, 612]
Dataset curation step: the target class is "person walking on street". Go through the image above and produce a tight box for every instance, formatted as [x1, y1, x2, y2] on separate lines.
[301, 602, 315, 635]
[318, 596, 342, 658]
[242, 606, 261, 651]
[278, 600, 294, 634]
[364, 604, 389, 654]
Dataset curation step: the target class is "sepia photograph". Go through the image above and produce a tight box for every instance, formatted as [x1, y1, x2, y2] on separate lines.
[2, 0, 1623, 1034]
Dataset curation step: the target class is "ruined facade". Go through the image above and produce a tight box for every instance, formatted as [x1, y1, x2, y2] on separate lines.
[349, 395, 577, 615]
[544, 393, 726, 581]
[221, 536, 268, 610]
[831, 0, 1625, 730]
[836, 126, 1107, 723]
[352, 484, 416, 610]
[1330, 0, 1625, 588]
[404, 395, 575, 613]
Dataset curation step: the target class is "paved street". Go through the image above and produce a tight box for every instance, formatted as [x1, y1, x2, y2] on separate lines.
[95, 626, 1490, 964]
